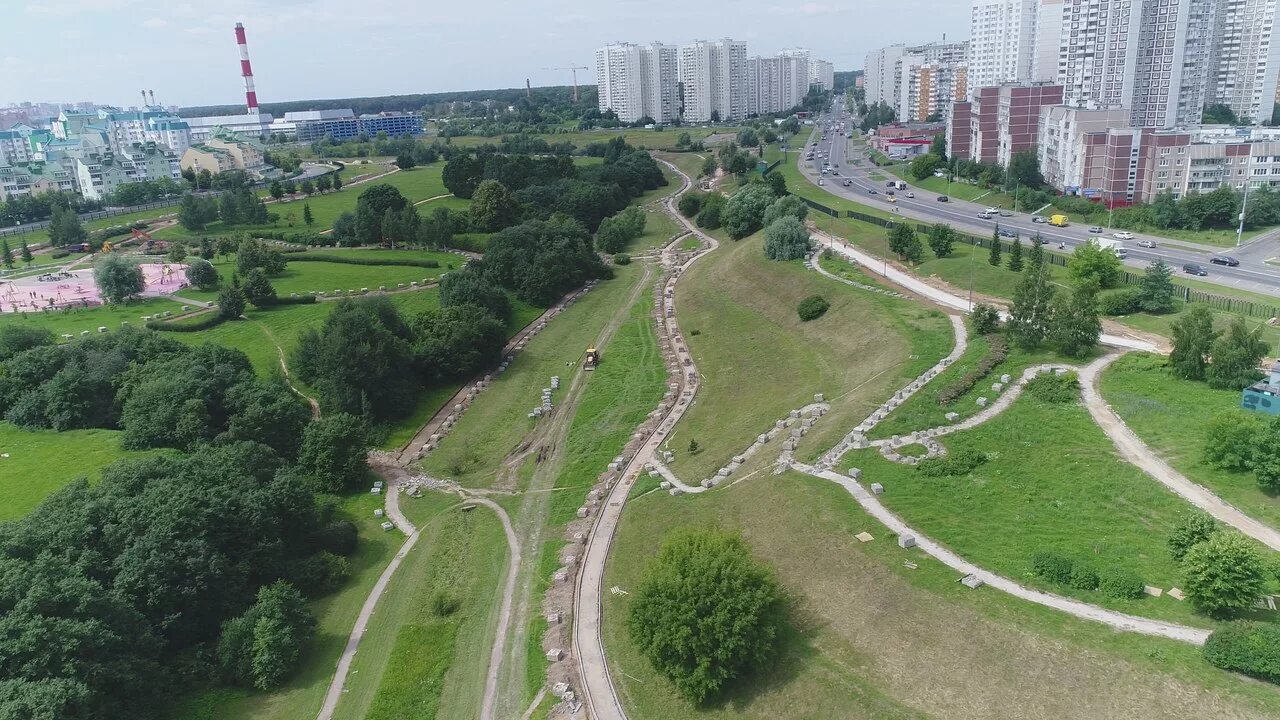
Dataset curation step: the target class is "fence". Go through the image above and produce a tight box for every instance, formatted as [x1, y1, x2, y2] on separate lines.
[0, 198, 182, 239]
[792, 198, 1280, 321]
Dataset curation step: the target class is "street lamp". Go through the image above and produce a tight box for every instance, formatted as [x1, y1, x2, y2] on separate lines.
[1237, 176, 1252, 248]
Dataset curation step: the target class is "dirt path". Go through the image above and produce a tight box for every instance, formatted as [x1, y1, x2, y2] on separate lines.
[474, 495, 523, 720]
[253, 319, 321, 419]
[413, 193, 453, 206]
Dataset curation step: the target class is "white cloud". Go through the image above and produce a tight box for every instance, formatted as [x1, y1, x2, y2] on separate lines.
[141, 17, 169, 28]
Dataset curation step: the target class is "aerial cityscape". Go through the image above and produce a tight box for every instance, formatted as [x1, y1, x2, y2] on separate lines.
[5, 1, 1280, 719]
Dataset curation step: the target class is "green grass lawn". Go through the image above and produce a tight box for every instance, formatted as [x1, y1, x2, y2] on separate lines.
[653, 150, 708, 181]
[337, 161, 393, 181]
[17, 205, 178, 249]
[602, 470, 1280, 719]
[884, 165, 1016, 206]
[1100, 352, 1280, 530]
[844, 387, 1251, 627]
[0, 422, 163, 520]
[171, 492, 403, 720]
[668, 231, 951, 481]
[332, 496, 506, 720]
[419, 264, 648, 488]
[154, 165, 448, 240]
[0, 297, 190, 337]
[178, 252, 459, 303]
[626, 204, 680, 253]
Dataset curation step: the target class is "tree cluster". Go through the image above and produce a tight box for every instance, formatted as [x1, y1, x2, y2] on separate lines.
[1005, 239, 1102, 358]
[292, 295, 506, 423]
[481, 215, 611, 306]
[92, 253, 145, 303]
[1171, 308, 1269, 389]
[0, 189, 100, 227]
[595, 206, 647, 254]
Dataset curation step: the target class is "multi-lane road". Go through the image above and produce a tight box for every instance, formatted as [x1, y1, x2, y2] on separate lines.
[799, 108, 1280, 298]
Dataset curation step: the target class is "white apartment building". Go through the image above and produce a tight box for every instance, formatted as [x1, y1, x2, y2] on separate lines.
[779, 48, 812, 102]
[1207, 0, 1280, 122]
[678, 38, 748, 122]
[1038, 105, 1134, 191]
[810, 59, 835, 90]
[594, 42, 679, 123]
[1035, 0, 1066, 81]
[970, 0, 1041, 88]
[865, 45, 908, 107]
[899, 62, 969, 122]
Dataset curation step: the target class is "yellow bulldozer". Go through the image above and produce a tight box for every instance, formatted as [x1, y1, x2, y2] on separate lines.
[584, 346, 600, 371]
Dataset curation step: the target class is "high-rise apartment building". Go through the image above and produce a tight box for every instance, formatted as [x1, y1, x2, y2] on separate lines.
[595, 42, 678, 123]
[900, 62, 969, 122]
[678, 38, 748, 122]
[969, 0, 1041, 88]
[865, 45, 908, 107]
[1207, 0, 1280, 122]
[810, 59, 836, 90]
[867, 41, 970, 120]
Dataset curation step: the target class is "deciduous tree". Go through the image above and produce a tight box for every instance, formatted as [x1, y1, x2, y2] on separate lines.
[1170, 305, 1217, 381]
[1183, 532, 1267, 616]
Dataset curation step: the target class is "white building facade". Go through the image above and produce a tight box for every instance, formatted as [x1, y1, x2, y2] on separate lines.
[594, 42, 679, 123]
[969, 0, 1041, 88]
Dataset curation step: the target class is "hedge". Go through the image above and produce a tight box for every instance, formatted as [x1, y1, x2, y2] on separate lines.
[1030, 551, 1073, 584]
[146, 313, 229, 332]
[937, 334, 1009, 405]
[917, 448, 988, 477]
[261, 294, 318, 307]
[1098, 566, 1145, 599]
[1203, 622, 1280, 683]
[286, 253, 440, 268]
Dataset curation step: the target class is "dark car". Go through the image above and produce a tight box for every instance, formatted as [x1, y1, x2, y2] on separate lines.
[1210, 255, 1240, 267]
[886, 181, 896, 188]
[886, 190, 895, 196]
[998, 228, 1018, 238]
[868, 189, 878, 195]
[936, 195, 949, 202]
[1183, 263, 1208, 276]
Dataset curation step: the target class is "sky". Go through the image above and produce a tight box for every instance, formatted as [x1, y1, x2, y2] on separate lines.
[1, 0, 970, 109]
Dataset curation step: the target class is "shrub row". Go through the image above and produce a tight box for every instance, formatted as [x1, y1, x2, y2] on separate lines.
[1030, 550, 1145, 599]
[1025, 371, 1080, 403]
[260, 295, 318, 307]
[917, 448, 988, 477]
[1098, 287, 1144, 316]
[286, 253, 441, 269]
[89, 221, 149, 242]
[1204, 622, 1280, 683]
[146, 312, 229, 333]
[937, 334, 1009, 405]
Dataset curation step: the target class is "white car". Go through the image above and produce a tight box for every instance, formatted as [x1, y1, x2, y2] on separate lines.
[1113, 231, 1134, 240]
[906, 192, 915, 198]
[984, 207, 1000, 214]
[1137, 239, 1157, 248]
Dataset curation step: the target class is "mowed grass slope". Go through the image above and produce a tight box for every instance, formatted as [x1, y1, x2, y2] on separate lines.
[332, 499, 507, 720]
[668, 231, 951, 481]
[419, 264, 648, 489]
[1101, 352, 1280, 530]
[0, 422, 162, 520]
[845, 387, 1234, 626]
[603, 471, 1280, 719]
[0, 297, 190, 337]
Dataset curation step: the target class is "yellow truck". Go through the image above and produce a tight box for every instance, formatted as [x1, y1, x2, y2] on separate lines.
[1048, 214, 1069, 227]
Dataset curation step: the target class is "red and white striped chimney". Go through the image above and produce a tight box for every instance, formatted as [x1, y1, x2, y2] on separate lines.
[234, 22, 259, 115]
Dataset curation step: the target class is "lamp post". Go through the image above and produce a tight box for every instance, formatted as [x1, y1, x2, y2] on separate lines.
[1237, 175, 1252, 248]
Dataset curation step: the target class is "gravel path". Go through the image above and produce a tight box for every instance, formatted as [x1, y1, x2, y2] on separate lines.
[1080, 354, 1280, 552]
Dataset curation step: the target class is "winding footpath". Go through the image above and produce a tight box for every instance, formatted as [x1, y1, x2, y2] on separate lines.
[570, 159, 1280, 719]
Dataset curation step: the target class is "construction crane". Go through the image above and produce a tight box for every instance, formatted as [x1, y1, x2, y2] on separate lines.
[545, 66, 590, 103]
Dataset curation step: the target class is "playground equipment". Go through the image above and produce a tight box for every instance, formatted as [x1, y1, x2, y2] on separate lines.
[584, 346, 600, 371]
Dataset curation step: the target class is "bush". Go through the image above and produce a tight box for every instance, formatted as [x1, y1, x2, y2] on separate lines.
[797, 295, 829, 321]
[937, 334, 1009, 405]
[146, 313, 229, 332]
[1168, 510, 1217, 561]
[971, 304, 1000, 335]
[1202, 412, 1262, 473]
[287, 551, 351, 597]
[286, 252, 440, 268]
[1203, 622, 1280, 683]
[1068, 562, 1100, 591]
[614, 252, 631, 265]
[1098, 287, 1143, 316]
[1025, 371, 1079, 403]
[1098, 566, 1145, 599]
[1031, 550, 1074, 584]
[677, 191, 704, 218]
[916, 448, 988, 477]
[1183, 531, 1268, 615]
[430, 591, 461, 617]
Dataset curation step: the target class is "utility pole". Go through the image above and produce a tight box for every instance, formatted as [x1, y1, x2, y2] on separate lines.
[1238, 174, 1252, 247]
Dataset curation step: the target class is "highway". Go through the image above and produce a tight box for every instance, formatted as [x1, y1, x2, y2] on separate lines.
[800, 106, 1280, 299]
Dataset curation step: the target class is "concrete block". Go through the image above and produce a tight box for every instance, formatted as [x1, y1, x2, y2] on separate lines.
[1000, 374, 1011, 384]
[848, 467, 862, 480]
[960, 574, 984, 589]
[976, 396, 988, 407]
[870, 482, 884, 494]
[898, 534, 916, 548]
[944, 412, 959, 421]
[546, 648, 564, 662]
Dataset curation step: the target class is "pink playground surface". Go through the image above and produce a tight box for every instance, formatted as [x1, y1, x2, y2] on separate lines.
[0, 263, 190, 313]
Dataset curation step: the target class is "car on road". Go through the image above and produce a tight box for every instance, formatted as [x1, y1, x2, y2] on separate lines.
[868, 189, 878, 194]
[887, 196, 897, 203]
[885, 190, 895, 196]
[998, 228, 1018, 238]
[886, 181, 896, 188]
[977, 211, 993, 219]
[1088, 226, 1103, 234]
[999, 210, 1013, 217]
[1210, 255, 1240, 266]
[831, 170, 840, 176]
[936, 195, 949, 202]
[1137, 239, 1156, 248]
[984, 206, 1000, 214]
[818, 178, 824, 186]
[1113, 231, 1134, 240]
[906, 192, 915, 198]
[1031, 215, 1047, 223]
[843, 179, 852, 186]
[1183, 263, 1209, 276]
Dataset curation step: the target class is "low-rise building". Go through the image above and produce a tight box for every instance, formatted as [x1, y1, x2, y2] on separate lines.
[948, 83, 1061, 165]
[180, 130, 270, 179]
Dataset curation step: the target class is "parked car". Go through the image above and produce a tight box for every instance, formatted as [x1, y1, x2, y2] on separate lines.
[1137, 239, 1156, 248]
[1183, 263, 1208, 276]
[977, 211, 993, 219]
[999, 210, 1013, 217]
[936, 195, 949, 202]
[1210, 255, 1240, 266]
[1031, 215, 1047, 223]
[984, 206, 1000, 214]
[1088, 226, 1103, 234]
[1113, 231, 1134, 240]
